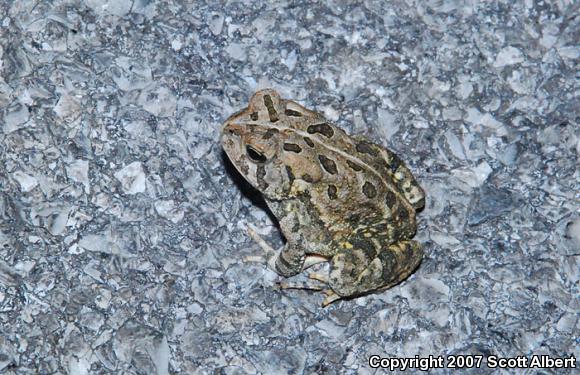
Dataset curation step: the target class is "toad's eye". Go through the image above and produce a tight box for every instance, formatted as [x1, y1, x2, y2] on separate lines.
[246, 145, 267, 163]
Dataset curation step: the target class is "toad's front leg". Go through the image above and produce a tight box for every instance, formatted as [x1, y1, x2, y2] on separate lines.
[246, 225, 328, 275]
[274, 241, 305, 277]
[245, 225, 304, 276]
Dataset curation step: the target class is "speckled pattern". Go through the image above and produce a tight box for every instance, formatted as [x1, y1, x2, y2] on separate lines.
[0, 1, 578, 374]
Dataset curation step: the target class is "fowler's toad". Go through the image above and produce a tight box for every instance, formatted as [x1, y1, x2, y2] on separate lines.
[221, 89, 425, 305]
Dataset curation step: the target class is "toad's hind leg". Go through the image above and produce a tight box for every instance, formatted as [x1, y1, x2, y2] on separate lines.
[328, 240, 423, 298]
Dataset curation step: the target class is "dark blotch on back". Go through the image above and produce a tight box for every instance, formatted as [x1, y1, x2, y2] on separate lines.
[285, 109, 303, 117]
[349, 237, 377, 258]
[397, 206, 409, 221]
[307, 123, 334, 138]
[327, 185, 338, 200]
[356, 140, 379, 156]
[347, 160, 363, 171]
[318, 155, 338, 175]
[250, 112, 259, 121]
[263, 95, 279, 122]
[283, 143, 302, 153]
[385, 190, 397, 205]
[301, 173, 314, 183]
[362, 181, 377, 199]
[378, 251, 398, 281]
[303, 137, 315, 147]
[262, 128, 278, 140]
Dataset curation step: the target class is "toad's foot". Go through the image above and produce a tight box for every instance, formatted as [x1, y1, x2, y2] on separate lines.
[322, 290, 341, 307]
[278, 280, 324, 291]
[308, 272, 329, 283]
[302, 255, 328, 270]
[279, 276, 341, 307]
